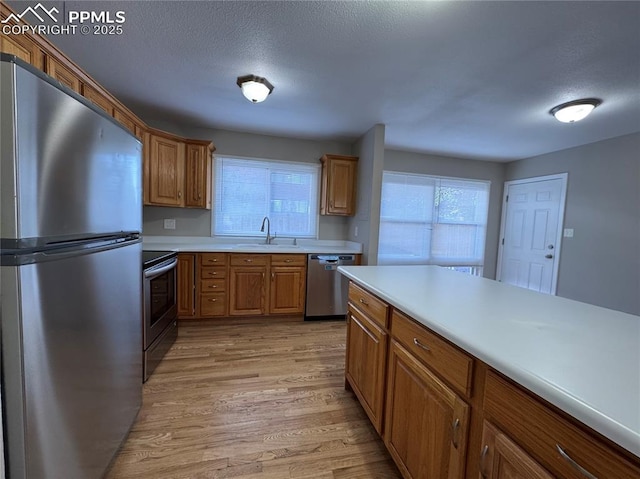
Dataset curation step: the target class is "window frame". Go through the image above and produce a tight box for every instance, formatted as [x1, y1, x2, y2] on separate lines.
[378, 171, 490, 273]
[211, 155, 321, 239]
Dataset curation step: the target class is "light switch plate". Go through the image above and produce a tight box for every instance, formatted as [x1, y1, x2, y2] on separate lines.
[164, 219, 176, 230]
[563, 228, 574, 238]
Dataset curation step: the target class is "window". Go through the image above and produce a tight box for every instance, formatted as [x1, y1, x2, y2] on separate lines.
[212, 157, 319, 238]
[378, 172, 490, 273]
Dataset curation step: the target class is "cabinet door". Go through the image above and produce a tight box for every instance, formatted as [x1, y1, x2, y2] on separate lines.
[269, 266, 306, 314]
[385, 340, 469, 479]
[345, 307, 388, 434]
[148, 134, 185, 206]
[185, 143, 211, 209]
[479, 421, 553, 479]
[229, 266, 267, 315]
[81, 84, 114, 115]
[46, 57, 81, 92]
[113, 108, 140, 138]
[177, 254, 195, 318]
[321, 155, 357, 216]
[0, 30, 44, 68]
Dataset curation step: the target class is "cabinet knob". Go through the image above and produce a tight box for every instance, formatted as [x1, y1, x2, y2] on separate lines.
[178, 191, 182, 198]
[209, 272, 217, 276]
[208, 298, 217, 302]
[208, 259, 217, 263]
[285, 259, 292, 263]
[359, 298, 369, 306]
[209, 285, 217, 289]
[198, 194, 202, 199]
[244, 259, 253, 263]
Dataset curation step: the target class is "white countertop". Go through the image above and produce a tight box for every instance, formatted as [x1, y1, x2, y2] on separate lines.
[338, 265, 640, 458]
[143, 236, 362, 254]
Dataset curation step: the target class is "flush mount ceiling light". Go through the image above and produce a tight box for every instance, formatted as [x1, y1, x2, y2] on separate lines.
[236, 74, 274, 103]
[550, 98, 602, 123]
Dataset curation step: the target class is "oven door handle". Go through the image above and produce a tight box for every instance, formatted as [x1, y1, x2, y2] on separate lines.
[144, 258, 178, 279]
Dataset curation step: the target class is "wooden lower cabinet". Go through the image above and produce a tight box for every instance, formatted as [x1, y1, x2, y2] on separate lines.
[269, 255, 306, 315]
[343, 280, 640, 479]
[385, 340, 469, 479]
[229, 266, 267, 315]
[479, 421, 553, 479]
[177, 254, 196, 317]
[345, 306, 387, 433]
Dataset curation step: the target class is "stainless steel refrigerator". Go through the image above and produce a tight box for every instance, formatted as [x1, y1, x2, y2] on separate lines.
[0, 54, 143, 478]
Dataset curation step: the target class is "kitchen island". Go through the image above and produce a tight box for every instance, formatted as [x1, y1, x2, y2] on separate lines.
[338, 265, 639, 478]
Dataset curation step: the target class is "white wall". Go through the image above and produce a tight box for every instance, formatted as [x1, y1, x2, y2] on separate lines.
[349, 124, 386, 264]
[505, 132, 640, 315]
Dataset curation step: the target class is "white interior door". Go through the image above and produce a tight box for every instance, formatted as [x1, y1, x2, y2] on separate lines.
[497, 174, 567, 294]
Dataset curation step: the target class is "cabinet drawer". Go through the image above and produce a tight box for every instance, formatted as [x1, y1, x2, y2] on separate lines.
[270, 254, 306, 266]
[391, 309, 473, 397]
[200, 278, 226, 292]
[200, 266, 227, 280]
[484, 370, 640, 479]
[200, 253, 227, 266]
[230, 254, 269, 266]
[199, 293, 226, 316]
[348, 282, 388, 328]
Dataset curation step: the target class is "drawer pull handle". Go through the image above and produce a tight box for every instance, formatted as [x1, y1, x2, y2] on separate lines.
[208, 299, 217, 302]
[556, 445, 598, 479]
[359, 298, 369, 306]
[244, 259, 253, 263]
[451, 418, 460, 449]
[208, 285, 217, 289]
[208, 259, 217, 263]
[209, 272, 217, 276]
[479, 445, 489, 478]
[413, 337, 431, 351]
[285, 259, 292, 263]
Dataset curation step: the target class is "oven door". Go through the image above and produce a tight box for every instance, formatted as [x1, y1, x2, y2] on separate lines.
[143, 257, 177, 350]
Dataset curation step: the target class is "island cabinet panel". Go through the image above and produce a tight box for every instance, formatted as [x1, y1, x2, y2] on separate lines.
[348, 281, 389, 328]
[479, 421, 553, 479]
[391, 309, 473, 398]
[484, 370, 640, 479]
[385, 340, 469, 479]
[177, 253, 196, 318]
[345, 306, 388, 434]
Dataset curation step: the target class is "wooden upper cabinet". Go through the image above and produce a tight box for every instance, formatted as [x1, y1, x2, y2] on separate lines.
[185, 141, 213, 209]
[320, 154, 358, 216]
[148, 132, 185, 207]
[0, 5, 44, 69]
[82, 84, 114, 115]
[45, 57, 81, 93]
[385, 340, 469, 479]
[113, 108, 143, 139]
[480, 421, 553, 479]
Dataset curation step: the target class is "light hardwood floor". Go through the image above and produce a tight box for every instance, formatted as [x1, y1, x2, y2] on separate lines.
[106, 318, 402, 479]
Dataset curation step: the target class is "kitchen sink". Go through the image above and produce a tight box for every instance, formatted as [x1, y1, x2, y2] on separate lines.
[233, 243, 301, 249]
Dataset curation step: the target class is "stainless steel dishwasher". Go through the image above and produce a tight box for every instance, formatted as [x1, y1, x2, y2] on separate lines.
[305, 254, 357, 319]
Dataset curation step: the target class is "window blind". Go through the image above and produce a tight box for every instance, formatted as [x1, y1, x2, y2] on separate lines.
[213, 157, 319, 238]
[378, 172, 490, 268]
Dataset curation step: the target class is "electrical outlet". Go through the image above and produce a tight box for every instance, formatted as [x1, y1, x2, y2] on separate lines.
[163, 219, 176, 230]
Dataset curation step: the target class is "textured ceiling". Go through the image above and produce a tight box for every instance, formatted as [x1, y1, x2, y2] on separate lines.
[11, 1, 640, 161]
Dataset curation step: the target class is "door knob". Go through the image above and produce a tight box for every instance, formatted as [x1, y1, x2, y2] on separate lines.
[545, 254, 553, 259]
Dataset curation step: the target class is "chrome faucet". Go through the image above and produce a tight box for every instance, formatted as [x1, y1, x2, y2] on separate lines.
[260, 216, 274, 244]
